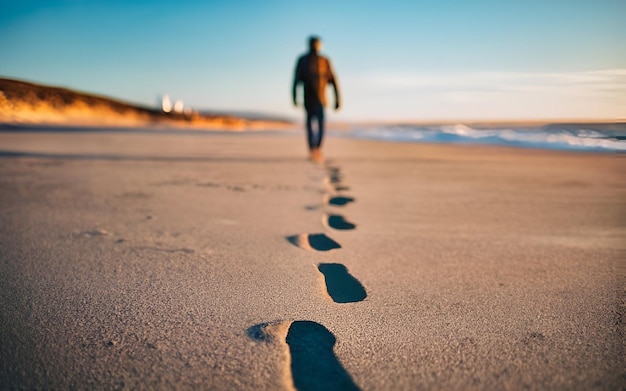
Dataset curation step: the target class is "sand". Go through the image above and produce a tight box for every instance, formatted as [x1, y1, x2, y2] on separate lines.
[0, 129, 623, 390]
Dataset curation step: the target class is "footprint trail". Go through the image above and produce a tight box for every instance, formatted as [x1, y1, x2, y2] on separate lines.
[250, 162, 365, 389]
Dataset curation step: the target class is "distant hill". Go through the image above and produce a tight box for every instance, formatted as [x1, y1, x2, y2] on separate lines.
[0, 78, 292, 130]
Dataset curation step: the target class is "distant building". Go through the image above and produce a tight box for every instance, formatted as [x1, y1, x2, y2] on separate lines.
[161, 94, 172, 113]
[173, 100, 184, 113]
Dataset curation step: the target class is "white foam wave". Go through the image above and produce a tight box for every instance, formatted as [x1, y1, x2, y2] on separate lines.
[349, 124, 626, 151]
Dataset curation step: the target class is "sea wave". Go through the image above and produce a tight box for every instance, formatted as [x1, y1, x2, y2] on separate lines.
[345, 124, 626, 151]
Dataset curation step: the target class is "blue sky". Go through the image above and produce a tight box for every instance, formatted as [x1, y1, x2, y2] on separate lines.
[1, 0, 624, 121]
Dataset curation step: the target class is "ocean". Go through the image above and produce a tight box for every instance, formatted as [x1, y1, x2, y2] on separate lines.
[342, 123, 626, 152]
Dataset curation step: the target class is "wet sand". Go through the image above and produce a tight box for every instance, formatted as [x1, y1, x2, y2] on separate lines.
[0, 130, 623, 390]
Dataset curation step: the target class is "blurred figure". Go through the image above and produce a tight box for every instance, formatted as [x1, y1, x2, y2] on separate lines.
[292, 36, 340, 163]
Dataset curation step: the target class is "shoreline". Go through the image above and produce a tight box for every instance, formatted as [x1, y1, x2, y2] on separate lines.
[1, 122, 623, 155]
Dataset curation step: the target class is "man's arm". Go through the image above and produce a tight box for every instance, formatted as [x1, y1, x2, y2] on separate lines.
[292, 57, 302, 106]
[328, 60, 340, 110]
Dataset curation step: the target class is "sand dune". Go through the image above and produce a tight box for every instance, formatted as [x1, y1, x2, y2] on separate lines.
[0, 78, 293, 130]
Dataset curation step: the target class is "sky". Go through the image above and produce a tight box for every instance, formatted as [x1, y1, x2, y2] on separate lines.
[1, 0, 625, 122]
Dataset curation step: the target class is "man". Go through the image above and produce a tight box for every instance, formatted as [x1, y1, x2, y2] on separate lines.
[292, 36, 340, 162]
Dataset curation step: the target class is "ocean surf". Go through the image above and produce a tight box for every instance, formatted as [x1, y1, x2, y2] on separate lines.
[343, 123, 626, 152]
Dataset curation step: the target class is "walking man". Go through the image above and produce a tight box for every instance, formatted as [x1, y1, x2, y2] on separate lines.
[292, 36, 340, 163]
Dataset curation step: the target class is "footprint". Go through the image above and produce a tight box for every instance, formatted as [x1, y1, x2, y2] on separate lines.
[327, 196, 355, 207]
[323, 179, 350, 193]
[287, 234, 341, 251]
[248, 321, 360, 391]
[329, 173, 343, 185]
[287, 321, 361, 391]
[324, 167, 343, 183]
[324, 214, 356, 231]
[325, 166, 342, 177]
[247, 321, 291, 343]
[333, 185, 351, 192]
[318, 264, 367, 303]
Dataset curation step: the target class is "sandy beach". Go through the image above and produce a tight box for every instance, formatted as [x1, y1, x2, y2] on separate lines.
[0, 129, 623, 390]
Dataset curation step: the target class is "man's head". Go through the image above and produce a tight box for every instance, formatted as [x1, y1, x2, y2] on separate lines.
[308, 36, 322, 53]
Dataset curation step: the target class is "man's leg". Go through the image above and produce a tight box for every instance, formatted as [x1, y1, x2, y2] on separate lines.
[315, 104, 325, 149]
[306, 109, 315, 151]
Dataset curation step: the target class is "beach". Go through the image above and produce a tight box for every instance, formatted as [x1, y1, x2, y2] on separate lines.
[0, 129, 623, 390]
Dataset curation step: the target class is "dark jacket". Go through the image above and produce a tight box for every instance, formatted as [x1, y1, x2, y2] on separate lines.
[293, 52, 340, 111]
